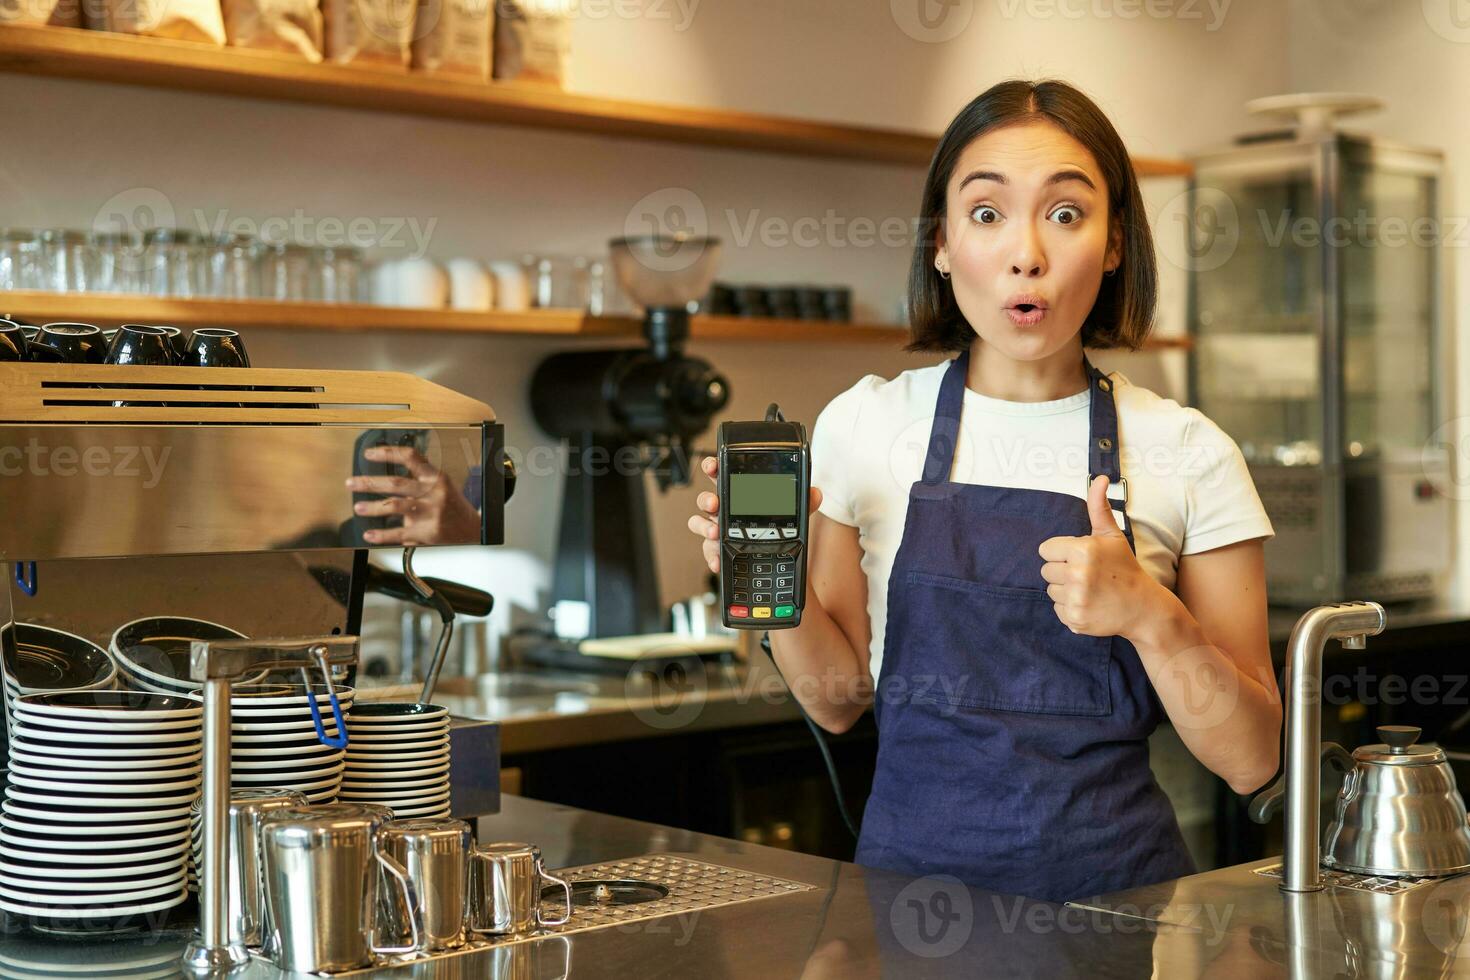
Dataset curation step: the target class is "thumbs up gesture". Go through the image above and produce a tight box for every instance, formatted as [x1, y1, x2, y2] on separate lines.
[1038, 476, 1164, 639]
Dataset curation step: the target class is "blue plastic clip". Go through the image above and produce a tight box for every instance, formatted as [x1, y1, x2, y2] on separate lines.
[302, 648, 349, 749]
[14, 562, 36, 597]
[308, 690, 349, 749]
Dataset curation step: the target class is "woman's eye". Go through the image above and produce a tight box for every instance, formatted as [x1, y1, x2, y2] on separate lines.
[1051, 205, 1083, 225]
[971, 205, 1001, 225]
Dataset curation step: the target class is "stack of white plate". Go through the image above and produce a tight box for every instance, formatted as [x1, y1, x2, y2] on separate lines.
[2, 625, 117, 730]
[110, 616, 247, 695]
[339, 703, 451, 818]
[230, 683, 354, 800]
[0, 692, 201, 929]
[186, 683, 355, 893]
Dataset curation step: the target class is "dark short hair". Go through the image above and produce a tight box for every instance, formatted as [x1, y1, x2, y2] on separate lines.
[906, 78, 1157, 354]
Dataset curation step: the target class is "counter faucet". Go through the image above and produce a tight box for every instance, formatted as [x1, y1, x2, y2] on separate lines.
[1280, 601, 1386, 892]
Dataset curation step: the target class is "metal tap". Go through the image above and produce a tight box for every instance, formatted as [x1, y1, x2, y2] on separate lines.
[182, 635, 359, 975]
[1280, 601, 1387, 892]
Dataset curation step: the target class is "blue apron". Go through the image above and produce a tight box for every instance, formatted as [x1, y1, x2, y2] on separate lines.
[854, 349, 1195, 903]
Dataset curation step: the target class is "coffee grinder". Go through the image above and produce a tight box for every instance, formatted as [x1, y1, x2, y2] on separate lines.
[527, 236, 730, 663]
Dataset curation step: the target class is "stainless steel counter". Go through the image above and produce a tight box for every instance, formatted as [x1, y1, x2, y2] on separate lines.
[1076, 857, 1470, 977]
[12, 794, 1465, 977]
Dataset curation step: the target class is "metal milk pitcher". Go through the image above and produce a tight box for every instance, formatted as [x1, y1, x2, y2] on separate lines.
[260, 803, 423, 973]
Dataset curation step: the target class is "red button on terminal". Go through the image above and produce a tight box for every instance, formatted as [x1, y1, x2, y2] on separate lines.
[728, 605, 750, 618]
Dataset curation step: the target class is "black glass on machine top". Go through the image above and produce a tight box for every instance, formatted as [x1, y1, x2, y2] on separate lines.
[0, 320, 252, 366]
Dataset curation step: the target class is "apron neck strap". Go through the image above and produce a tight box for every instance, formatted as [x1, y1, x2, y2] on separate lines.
[921, 349, 1124, 487]
[1085, 356, 1123, 484]
[921, 349, 970, 485]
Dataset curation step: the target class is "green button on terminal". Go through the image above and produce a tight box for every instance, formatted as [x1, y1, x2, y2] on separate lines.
[774, 604, 795, 618]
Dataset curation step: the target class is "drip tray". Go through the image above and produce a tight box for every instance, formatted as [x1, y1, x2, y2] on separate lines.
[1252, 863, 1451, 894]
[541, 854, 816, 931]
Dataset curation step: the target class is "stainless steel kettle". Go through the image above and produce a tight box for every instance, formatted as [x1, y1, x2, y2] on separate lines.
[1252, 725, 1470, 878]
[1323, 725, 1470, 877]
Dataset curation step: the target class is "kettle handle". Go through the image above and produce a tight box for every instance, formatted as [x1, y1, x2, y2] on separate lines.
[1248, 742, 1354, 824]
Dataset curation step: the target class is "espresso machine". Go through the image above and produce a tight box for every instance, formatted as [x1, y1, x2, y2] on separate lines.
[0, 359, 511, 945]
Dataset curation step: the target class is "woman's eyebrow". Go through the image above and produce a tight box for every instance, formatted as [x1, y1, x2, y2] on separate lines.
[957, 169, 1097, 192]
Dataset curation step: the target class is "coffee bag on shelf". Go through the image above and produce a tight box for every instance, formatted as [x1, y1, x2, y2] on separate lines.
[0, 0, 81, 27]
[221, 0, 324, 61]
[410, 0, 493, 79]
[492, 0, 570, 87]
[323, 0, 414, 68]
[97, 0, 227, 44]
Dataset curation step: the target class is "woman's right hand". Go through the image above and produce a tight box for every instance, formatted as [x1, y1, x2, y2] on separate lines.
[687, 455, 823, 574]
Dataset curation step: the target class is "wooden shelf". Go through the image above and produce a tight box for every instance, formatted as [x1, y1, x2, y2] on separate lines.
[0, 25, 1193, 174]
[0, 291, 1192, 349]
[0, 291, 904, 342]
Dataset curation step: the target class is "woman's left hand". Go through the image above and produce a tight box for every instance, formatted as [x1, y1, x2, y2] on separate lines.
[1038, 476, 1170, 640]
[344, 445, 482, 546]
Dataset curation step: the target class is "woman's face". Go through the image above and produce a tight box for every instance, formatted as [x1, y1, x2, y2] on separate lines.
[937, 120, 1122, 363]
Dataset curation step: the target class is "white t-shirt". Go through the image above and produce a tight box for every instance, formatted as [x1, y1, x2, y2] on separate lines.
[812, 360, 1275, 681]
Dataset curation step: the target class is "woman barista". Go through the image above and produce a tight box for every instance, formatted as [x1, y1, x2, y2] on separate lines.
[686, 78, 1281, 903]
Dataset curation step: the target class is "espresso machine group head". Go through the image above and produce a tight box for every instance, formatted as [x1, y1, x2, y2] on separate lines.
[530, 235, 729, 641]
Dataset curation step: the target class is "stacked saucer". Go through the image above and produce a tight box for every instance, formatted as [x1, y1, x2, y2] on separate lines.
[0, 692, 201, 929]
[110, 616, 246, 695]
[183, 685, 352, 894]
[230, 683, 355, 802]
[339, 703, 451, 818]
[2, 624, 117, 729]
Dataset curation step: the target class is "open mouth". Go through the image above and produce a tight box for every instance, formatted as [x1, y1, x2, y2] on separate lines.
[1004, 297, 1048, 324]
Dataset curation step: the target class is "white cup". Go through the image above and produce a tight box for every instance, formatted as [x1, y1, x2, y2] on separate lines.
[395, 259, 449, 309]
[446, 258, 494, 312]
[487, 261, 530, 312]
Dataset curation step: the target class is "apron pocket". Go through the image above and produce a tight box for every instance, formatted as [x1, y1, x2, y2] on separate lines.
[901, 570, 1113, 717]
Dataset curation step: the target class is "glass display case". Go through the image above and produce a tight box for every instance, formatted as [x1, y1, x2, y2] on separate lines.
[1187, 133, 1449, 604]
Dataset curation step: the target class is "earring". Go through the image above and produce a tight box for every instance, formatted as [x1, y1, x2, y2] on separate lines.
[1104, 268, 1117, 277]
[938, 268, 951, 280]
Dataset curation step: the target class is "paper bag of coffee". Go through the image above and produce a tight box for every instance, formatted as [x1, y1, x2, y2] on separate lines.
[411, 0, 492, 79]
[222, 0, 324, 61]
[323, 0, 415, 68]
[0, 0, 82, 27]
[100, 0, 227, 44]
[492, 0, 570, 87]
